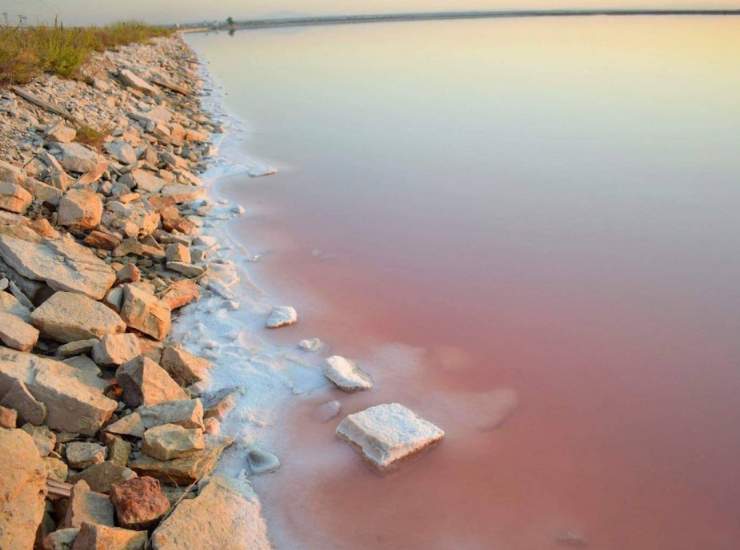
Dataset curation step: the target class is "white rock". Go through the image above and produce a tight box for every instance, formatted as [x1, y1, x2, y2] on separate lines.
[323, 355, 373, 392]
[336, 403, 444, 470]
[298, 337, 322, 352]
[265, 306, 297, 329]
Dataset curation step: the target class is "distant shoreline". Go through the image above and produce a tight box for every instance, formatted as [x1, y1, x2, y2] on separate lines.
[184, 8, 740, 33]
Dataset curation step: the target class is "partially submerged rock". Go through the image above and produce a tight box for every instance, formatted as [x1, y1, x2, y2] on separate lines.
[246, 446, 281, 475]
[323, 355, 373, 392]
[31, 291, 126, 343]
[265, 305, 298, 328]
[336, 403, 445, 470]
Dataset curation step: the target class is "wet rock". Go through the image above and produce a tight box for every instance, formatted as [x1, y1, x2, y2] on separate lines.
[55, 143, 99, 174]
[116, 356, 187, 408]
[104, 140, 136, 165]
[58, 189, 103, 229]
[336, 403, 445, 470]
[265, 305, 298, 328]
[0, 181, 32, 214]
[130, 435, 233, 486]
[46, 122, 76, 143]
[0, 378, 46, 425]
[21, 423, 56, 456]
[44, 456, 68, 482]
[43, 527, 79, 550]
[151, 475, 270, 550]
[138, 398, 204, 430]
[66, 442, 107, 469]
[314, 400, 341, 423]
[0, 428, 47, 550]
[323, 355, 373, 392]
[161, 345, 210, 386]
[298, 337, 323, 352]
[246, 446, 280, 475]
[142, 423, 204, 461]
[92, 334, 141, 367]
[110, 476, 170, 530]
[31, 291, 126, 343]
[63, 479, 114, 528]
[68, 462, 137, 494]
[119, 69, 158, 95]
[0, 404, 17, 427]
[0, 311, 39, 351]
[120, 284, 171, 341]
[0, 225, 116, 300]
[72, 522, 146, 550]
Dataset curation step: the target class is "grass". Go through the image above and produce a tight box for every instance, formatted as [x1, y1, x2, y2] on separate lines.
[75, 125, 110, 151]
[0, 21, 173, 86]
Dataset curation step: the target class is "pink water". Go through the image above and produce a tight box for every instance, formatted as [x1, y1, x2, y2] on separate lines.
[188, 17, 740, 549]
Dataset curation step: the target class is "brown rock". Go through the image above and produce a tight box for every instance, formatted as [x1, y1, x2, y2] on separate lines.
[63, 480, 114, 529]
[55, 143, 99, 174]
[68, 462, 137, 494]
[202, 387, 240, 421]
[159, 205, 196, 235]
[56, 339, 97, 358]
[71, 522, 146, 550]
[116, 356, 186, 408]
[84, 230, 121, 251]
[0, 181, 33, 214]
[58, 189, 103, 229]
[29, 218, 60, 239]
[142, 423, 204, 461]
[110, 476, 170, 530]
[161, 345, 210, 386]
[0, 311, 39, 351]
[44, 456, 68, 482]
[159, 184, 205, 204]
[115, 264, 140, 284]
[31, 292, 126, 343]
[160, 279, 200, 310]
[21, 423, 56, 456]
[92, 334, 141, 367]
[0, 404, 16, 428]
[165, 243, 190, 264]
[46, 122, 76, 143]
[0, 429, 47, 550]
[0, 289, 31, 320]
[104, 412, 145, 439]
[119, 284, 171, 341]
[77, 161, 109, 186]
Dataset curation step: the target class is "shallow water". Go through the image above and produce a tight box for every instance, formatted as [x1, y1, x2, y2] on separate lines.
[188, 16, 740, 549]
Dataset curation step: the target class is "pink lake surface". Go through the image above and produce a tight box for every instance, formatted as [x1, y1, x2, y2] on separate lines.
[188, 16, 740, 549]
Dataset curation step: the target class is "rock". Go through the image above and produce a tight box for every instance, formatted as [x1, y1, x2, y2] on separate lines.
[0, 347, 117, 435]
[184, 129, 209, 143]
[246, 446, 280, 475]
[0, 429, 47, 550]
[165, 243, 190, 264]
[160, 345, 210, 386]
[265, 306, 297, 328]
[68, 462, 137, 494]
[314, 400, 341, 423]
[160, 279, 200, 310]
[77, 161, 109, 186]
[138, 399, 204, 430]
[159, 205, 196, 235]
[92, 334, 141, 367]
[159, 184, 205, 204]
[151, 475, 270, 550]
[46, 122, 76, 143]
[142, 423, 204, 461]
[104, 140, 136, 165]
[129, 436, 232, 486]
[0, 225, 116, 300]
[66, 442, 107, 469]
[62, 355, 108, 392]
[323, 355, 373, 392]
[21, 423, 56, 456]
[57, 339, 97, 358]
[58, 189, 103, 229]
[298, 337, 323, 352]
[104, 413, 145, 439]
[29, 217, 60, 239]
[116, 356, 187, 408]
[72, 522, 146, 550]
[119, 69, 158, 95]
[0, 290, 31, 320]
[120, 169, 166, 193]
[0, 160, 60, 206]
[0, 311, 39, 351]
[203, 417, 220, 435]
[119, 284, 171, 341]
[165, 261, 205, 277]
[0, 378, 46, 425]
[44, 456, 68, 482]
[106, 436, 131, 467]
[0, 181, 32, 214]
[115, 264, 140, 284]
[31, 292, 126, 343]
[55, 143, 99, 174]
[63, 480, 114, 528]
[336, 403, 445, 470]
[43, 527, 79, 550]
[84, 230, 121, 251]
[201, 388, 238, 421]
[110, 476, 170, 530]
[0, 404, 17, 428]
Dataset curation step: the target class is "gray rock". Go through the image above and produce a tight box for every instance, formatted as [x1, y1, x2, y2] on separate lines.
[55, 142, 99, 173]
[66, 442, 107, 469]
[104, 140, 137, 164]
[142, 423, 205, 461]
[246, 446, 280, 475]
[63, 480, 114, 528]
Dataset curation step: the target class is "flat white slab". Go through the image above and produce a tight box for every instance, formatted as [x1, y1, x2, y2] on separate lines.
[323, 355, 373, 392]
[337, 403, 444, 469]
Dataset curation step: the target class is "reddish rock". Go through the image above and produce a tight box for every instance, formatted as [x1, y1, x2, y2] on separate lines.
[160, 280, 200, 311]
[109, 476, 170, 530]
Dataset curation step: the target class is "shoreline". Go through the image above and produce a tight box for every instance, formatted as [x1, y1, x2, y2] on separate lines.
[0, 33, 280, 548]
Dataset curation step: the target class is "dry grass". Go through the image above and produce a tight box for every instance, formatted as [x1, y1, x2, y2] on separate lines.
[0, 21, 173, 86]
[75, 125, 110, 151]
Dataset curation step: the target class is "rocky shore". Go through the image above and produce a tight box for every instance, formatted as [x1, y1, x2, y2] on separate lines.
[0, 35, 271, 549]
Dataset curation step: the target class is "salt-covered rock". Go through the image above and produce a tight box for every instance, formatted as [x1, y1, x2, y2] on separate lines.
[31, 291, 126, 343]
[314, 400, 342, 423]
[142, 423, 205, 461]
[0, 311, 39, 351]
[336, 403, 444, 470]
[0, 181, 32, 214]
[58, 189, 103, 229]
[109, 476, 170, 530]
[0, 428, 47, 549]
[323, 355, 373, 392]
[92, 333, 141, 367]
[116, 356, 187, 408]
[150, 475, 270, 550]
[265, 305, 298, 328]
[66, 442, 107, 469]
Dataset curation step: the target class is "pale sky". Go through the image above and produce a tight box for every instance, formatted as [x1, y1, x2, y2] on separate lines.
[0, 0, 736, 25]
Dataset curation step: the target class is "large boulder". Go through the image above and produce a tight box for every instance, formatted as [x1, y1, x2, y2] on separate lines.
[116, 357, 187, 408]
[55, 143, 99, 174]
[0, 428, 47, 550]
[0, 225, 115, 300]
[0, 181, 32, 214]
[31, 292, 126, 343]
[120, 285, 171, 341]
[0, 347, 117, 435]
[58, 189, 103, 229]
[109, 477, 170, 530]
[336, 403, 445, 470]
[151, 475, 270, 550]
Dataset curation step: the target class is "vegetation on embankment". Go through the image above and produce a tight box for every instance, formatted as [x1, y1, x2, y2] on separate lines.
[0, 22, 173, 86]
